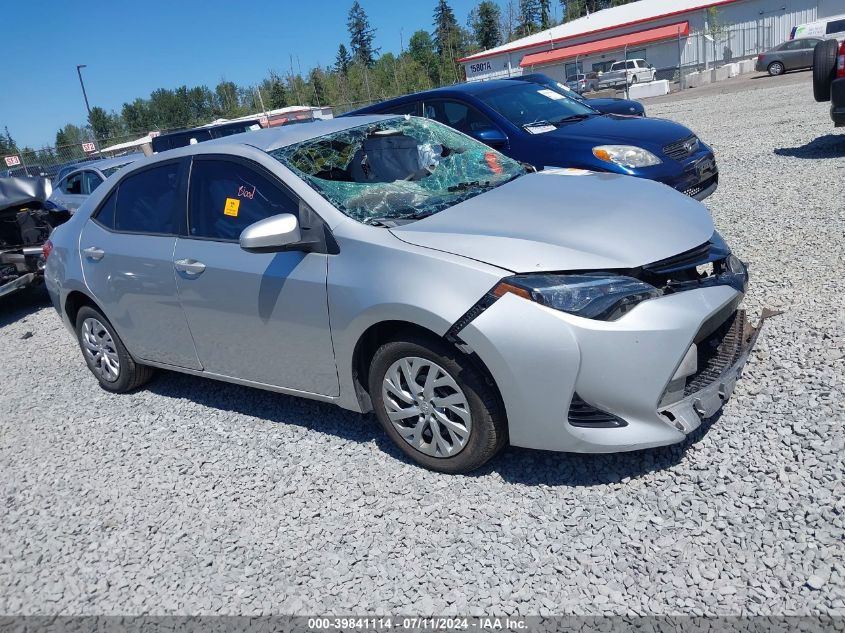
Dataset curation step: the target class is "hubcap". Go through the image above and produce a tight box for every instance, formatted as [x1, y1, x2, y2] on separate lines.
[381, 356, 472, 458]
[81, 318, 120, 382]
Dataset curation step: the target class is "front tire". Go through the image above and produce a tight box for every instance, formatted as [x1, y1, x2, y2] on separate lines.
[767, 61, 785, 76]
[368, 335, 507, 473]
[75, 306, 154, 393]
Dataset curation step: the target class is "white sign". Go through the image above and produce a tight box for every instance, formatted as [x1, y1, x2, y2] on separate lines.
[537, 89, 565, 100]
[82, 142, 96, 153]
[4, 155, 21, 167]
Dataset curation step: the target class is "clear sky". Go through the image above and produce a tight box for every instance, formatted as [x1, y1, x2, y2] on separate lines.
[1, 0, 486, 149]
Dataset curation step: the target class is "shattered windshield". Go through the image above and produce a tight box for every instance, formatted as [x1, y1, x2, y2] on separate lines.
[269, 117, 524, 224]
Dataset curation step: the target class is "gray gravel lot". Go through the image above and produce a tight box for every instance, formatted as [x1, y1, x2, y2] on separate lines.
[1, 73, 843, 616]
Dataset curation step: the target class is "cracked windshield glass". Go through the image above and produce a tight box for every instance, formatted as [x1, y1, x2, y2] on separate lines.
[270, 117, 524, 225]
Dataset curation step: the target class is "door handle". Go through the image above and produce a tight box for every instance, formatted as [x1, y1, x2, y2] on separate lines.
[82, 246, 105, 261]
[174, 258, 206, 276]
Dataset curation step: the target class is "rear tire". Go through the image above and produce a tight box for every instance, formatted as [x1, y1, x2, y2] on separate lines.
[368, 335, 507, 473]
[767, 61, 785, 76]
[813, 39, 838, 102]
[630, 75, 638, 85]
[75, 306, 154, 393]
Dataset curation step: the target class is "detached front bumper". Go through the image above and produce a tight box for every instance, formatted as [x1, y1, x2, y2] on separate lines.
[457, 286, 768, 454]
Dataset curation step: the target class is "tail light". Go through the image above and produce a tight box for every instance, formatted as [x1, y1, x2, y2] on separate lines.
[42, 239, 53, 260]
[838, 41, 845, 78]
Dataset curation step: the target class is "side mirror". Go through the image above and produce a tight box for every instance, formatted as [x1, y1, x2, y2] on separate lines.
[470, 128, 508, 148]
[239, 213, 301, 252]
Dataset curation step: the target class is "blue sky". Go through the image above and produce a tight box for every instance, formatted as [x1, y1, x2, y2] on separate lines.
[1, 0, 487, 149]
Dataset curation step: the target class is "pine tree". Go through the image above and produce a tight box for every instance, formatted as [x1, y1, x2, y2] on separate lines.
[335, 44, 352, 74]
[348, 1, 379, 67]
[539, 0, 553, 28]
[471, 1, 502, 50]
[516, 0, 541, 37]
[433, 0, 461, 58]
[266, 72, 288, 109]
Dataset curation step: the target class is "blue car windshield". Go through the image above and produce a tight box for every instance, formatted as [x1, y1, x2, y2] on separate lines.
[270, 117, 524, 224]
[477, 82, 597, 129]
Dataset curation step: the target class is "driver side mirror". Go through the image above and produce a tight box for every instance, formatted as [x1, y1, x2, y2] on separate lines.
[240, 213, 301, 253]
[470, 128, 508, 149]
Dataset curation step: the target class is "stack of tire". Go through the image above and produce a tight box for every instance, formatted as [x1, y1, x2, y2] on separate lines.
[813, 39, 840, 102]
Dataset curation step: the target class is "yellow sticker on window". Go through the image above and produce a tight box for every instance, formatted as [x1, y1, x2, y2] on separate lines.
[224, 198, 240, 217]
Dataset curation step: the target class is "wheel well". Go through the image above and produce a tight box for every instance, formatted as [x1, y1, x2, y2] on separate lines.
[64, 290, 98, 327]
[351, 320, 501, 413]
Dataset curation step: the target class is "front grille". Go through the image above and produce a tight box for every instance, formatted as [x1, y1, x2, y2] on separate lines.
[643, 240, 716, 275]
[663, 135, 699, 161]
[684, 310, 747, 396]
[568, 393, 627, 428]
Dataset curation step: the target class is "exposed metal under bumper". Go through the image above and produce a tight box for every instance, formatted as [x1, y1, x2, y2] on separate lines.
[0, 272, 37, 299]
[659, 308, 779, 433]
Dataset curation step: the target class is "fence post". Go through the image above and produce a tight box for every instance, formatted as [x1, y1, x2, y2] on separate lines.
[677, 27, 683, 90]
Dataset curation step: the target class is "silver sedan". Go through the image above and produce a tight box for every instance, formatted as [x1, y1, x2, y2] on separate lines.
[45, 115, 765, 473]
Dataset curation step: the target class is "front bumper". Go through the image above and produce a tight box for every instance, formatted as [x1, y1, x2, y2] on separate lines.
[669, 152, 719, 200]
[831, 78, 845, 127]
[458, 286, 767, 453]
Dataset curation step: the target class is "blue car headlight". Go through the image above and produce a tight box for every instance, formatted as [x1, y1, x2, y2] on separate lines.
[493, 274, 662, 321]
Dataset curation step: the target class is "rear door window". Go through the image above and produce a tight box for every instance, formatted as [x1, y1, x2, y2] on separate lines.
[83, 171, 103, 194]
[113, 163, 182, 234]
[63, 173, 83, 195]
[422, 99, 496, 134]
[187, 158, 300, 241]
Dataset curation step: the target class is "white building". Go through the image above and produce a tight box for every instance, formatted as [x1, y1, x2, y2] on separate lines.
[460, 0, 842, 83]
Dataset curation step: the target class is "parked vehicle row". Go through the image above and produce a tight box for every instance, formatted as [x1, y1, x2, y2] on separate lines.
[349, 76, 717, 200]
[45, 111, 762, 472]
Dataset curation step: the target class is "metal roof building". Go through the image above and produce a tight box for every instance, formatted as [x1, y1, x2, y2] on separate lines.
[459, 0, 840, 83]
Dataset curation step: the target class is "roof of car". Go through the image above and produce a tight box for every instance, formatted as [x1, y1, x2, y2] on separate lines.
[203, 115, 399, 152]
[349, 80, 536, 113]
[63, 153, 145, 178]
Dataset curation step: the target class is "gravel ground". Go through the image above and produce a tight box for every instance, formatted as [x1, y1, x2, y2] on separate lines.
[1, 74, 843, 617]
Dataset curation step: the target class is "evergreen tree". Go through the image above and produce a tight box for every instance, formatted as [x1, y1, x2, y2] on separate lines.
[335, 44, 352, 74]
[539, 0, 553, 28]
[471, 1, 502, 50]
[348, 1, 379, 67]
[433, 0, 461, 58]
[0, 127, 17, 155]
[516, 0, 541, 37]
[266, 72, 289, 109]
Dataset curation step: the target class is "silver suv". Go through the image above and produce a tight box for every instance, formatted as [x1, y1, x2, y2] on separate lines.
[45, 116, 765, 473]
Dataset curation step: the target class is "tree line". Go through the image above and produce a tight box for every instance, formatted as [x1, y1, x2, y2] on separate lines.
[3, 0, 641, 166]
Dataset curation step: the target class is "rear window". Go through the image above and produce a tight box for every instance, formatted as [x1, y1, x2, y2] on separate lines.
[827, 18, 845, 34]
[113, 163, 181, 234]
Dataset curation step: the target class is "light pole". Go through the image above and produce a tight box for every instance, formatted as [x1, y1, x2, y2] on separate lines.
[76, 64, 99, 153]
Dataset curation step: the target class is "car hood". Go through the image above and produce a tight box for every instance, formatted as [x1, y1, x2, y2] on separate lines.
[586, 98, 645, 116]
[390, 170, 714, 273]
[543, 113, 692, 147]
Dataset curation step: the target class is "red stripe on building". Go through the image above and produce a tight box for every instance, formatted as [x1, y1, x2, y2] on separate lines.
[520, 21, 690, 67]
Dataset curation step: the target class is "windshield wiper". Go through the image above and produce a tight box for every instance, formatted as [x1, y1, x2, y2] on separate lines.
[522, 120, 554, 130]
[552, 113, 593, 125]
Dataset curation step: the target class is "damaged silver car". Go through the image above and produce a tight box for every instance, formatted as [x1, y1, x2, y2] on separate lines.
[1, 177, 70, 298]
[45, 116, 768, 473]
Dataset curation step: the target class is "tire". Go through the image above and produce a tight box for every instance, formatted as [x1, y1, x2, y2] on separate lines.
[630, 75, 638, 85]
[75, 306, 154, 393]
[813, 39, 838, 102]
[767, 61, 785, 77]
[368, 335, 507, 473]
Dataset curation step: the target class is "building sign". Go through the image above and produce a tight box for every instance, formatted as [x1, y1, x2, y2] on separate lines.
[82, 142, 96, 153]
[4, 155, 21, 167]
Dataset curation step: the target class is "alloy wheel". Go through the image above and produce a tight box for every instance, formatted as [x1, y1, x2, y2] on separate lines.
[81, 317, 120, 382]
[381, 356, 472, 458]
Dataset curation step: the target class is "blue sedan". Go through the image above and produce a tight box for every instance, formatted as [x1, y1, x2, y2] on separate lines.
[347, 79, 718, 200]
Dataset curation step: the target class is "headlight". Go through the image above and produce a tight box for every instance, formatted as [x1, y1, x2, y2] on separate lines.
[592, 145, 662, 168]
[493, 274, 662, 320]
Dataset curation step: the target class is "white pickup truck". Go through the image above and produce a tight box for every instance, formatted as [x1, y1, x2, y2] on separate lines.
[597, 59, 656, 89]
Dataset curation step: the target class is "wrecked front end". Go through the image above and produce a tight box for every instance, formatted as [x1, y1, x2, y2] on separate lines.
[0, 177, 70, 298]
[450, 233, 776, 453]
